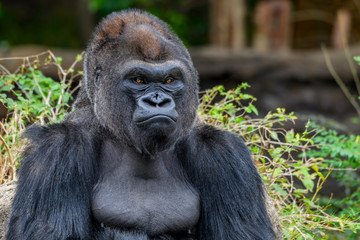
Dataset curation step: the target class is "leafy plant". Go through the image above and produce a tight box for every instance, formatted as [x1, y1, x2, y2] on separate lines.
[306, 123, 360, 239]
[0, 51, 82, 183]
[200, 85, 360, 239]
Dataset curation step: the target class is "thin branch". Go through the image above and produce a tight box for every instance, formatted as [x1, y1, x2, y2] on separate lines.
[0, 64, 11, 75]
[0, 51, 49, 61]
[321, 45, 360, 117]
[342, 36, 360, 95]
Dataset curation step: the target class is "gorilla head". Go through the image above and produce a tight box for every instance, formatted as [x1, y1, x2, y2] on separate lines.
[83, 10, 199, 155]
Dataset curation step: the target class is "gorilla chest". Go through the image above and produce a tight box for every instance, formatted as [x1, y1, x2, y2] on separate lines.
[91, 142, 200, 235]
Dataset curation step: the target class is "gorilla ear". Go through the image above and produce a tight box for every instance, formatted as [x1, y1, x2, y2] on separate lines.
[94, 67, 102, 87]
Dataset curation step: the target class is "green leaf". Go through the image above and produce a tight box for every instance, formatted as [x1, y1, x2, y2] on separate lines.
[249, 104, 258, 115]
[7, 98, 14, 107]
[353, 56, 360, 65]
[270, 131, 278, 140]
[56, 57, 63, 64]
[76, 54, 83, 61]
[1, 86, 11, 91]
[303, 177, 314, 191]
[273, 184, 287, 196]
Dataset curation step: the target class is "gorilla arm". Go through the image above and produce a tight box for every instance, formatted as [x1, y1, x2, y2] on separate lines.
[6, 124, 97, 240]
[179, 125, 276, 240]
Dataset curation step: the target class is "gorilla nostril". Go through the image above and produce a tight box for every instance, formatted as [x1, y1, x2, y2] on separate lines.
[158, 98, 171, 107]
[143, 98, 157, 107]
[141, 96, 172, 108]
[139, 92, 174, 109]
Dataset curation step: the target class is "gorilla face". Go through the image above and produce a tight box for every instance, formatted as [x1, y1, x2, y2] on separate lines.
[129, 63, 182, 131]
[127, 61, 186, 153]
[83, 10, 199, 155]
[109, 62, 190, 153]
[93, 59, 195, 155]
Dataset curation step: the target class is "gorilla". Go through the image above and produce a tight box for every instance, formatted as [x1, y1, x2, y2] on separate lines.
[7, 9, 277, 240]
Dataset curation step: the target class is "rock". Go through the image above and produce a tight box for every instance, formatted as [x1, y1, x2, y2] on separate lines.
[0, 181, 16, 240]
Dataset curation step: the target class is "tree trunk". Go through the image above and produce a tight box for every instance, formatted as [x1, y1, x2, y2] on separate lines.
[209, 0, 245, 50]
[332, 8, 352, 49]
[254, 0, 291, 52]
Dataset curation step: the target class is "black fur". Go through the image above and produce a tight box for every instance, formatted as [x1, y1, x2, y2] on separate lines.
[7, 9, 276, 240]
[7, 124, 98, 239]
[94, 228, 149, 240]
[178, 125, 274, 239]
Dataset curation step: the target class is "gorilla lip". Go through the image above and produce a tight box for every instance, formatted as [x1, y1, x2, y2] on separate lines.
[135, 114, 177, 124]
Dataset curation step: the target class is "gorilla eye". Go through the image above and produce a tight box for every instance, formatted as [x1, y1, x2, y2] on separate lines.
[165, 77, 174, 84]
[134, 77, 146, 84]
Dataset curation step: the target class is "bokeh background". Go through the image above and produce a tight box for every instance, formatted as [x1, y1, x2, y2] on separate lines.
[1, 0, 360, 49]
[1, 0, 360, 134]
[1, 1, 360, 238]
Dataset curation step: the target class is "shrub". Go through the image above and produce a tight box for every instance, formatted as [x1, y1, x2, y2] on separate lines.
[0, 51, 82, 183]
[199, 85, 360, 239]
[306, 123, 360, 239]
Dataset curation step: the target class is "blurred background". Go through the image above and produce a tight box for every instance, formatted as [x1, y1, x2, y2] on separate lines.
[1, 1, 360, 238]
[0, 0, 360, 132]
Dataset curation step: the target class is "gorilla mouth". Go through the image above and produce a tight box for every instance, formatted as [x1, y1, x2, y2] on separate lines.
[135, 114, 177, 125]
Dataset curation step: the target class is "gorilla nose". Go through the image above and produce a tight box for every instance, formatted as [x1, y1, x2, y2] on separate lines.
[139, 92, 174, 109]
[135, 92, 178, 124]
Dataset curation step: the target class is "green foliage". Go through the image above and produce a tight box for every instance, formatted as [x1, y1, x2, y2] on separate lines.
[0, 51, 82, 183]
[308, 125, 360, 170]
[0, 70, 71, 125]
[306, 124, 360, 239]
[199, 83, 258, 125]
[200, 85, 360, 239]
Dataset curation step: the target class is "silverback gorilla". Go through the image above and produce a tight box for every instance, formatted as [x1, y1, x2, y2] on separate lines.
[7, 9, 276, 240]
